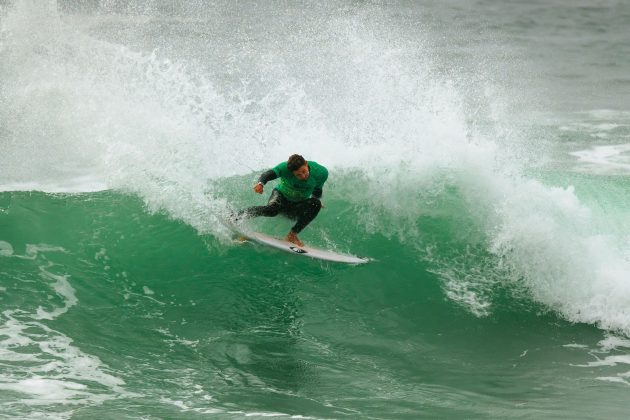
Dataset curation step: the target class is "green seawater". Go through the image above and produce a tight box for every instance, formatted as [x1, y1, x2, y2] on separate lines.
[1, 189, 629, 418]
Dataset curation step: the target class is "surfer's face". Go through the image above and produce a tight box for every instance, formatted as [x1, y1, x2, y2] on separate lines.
[292, 163, 309, 180]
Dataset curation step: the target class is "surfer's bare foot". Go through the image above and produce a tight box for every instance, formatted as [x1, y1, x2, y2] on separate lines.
[286, 231, 304, 247]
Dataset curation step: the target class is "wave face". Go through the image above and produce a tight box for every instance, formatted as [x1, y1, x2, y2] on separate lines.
[2, 0, 630, 417]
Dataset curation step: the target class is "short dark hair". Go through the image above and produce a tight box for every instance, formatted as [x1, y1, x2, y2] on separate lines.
[287, 154, 306, 171]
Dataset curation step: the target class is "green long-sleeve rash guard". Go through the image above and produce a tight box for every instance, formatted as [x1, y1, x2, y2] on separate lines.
[258, 161, 328, 202]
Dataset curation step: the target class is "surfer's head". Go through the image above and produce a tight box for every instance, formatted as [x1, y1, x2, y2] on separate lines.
[288, 154, 309, 180]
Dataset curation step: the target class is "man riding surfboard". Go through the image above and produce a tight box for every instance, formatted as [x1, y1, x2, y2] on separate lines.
[235, 154, 328, 247]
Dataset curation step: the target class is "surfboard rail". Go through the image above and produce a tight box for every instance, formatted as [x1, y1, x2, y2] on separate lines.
[229, 222, 369, 264]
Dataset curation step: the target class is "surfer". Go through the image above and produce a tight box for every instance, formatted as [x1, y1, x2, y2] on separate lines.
[235, 154, 328, 247]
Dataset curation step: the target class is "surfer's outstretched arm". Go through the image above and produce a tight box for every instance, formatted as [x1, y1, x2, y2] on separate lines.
[259, 170, 278, 184]
[253, 170, 278, 194]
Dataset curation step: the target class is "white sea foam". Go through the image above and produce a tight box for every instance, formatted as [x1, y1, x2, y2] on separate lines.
[24, 244, 68, 260]
[581, 355, 630, 368]
[0, 378, 87, 401]
[563, 343, 589, 349]
[34, 271, 77, 320]
[487, 179, 630, 334]
[597, 335, 630, 352]
[570, 143, 630, 174]
[0, 241, 14, 257]
[0, 310, 126, 410]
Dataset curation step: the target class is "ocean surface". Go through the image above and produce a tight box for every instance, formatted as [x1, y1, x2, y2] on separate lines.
[2, 0, 630, 418]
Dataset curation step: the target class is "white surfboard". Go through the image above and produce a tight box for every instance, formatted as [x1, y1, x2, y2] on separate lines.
[230, 224, 369, 264]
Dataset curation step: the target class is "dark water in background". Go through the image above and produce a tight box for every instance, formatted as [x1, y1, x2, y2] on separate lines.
[2, 0, 630, 418]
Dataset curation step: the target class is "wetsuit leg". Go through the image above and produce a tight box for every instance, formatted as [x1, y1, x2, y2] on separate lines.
[241, 189, 286, 218]
[289, 197, 322, 233]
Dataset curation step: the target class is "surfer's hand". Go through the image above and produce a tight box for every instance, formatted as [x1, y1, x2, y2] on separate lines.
[253, 183, 264, 194]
